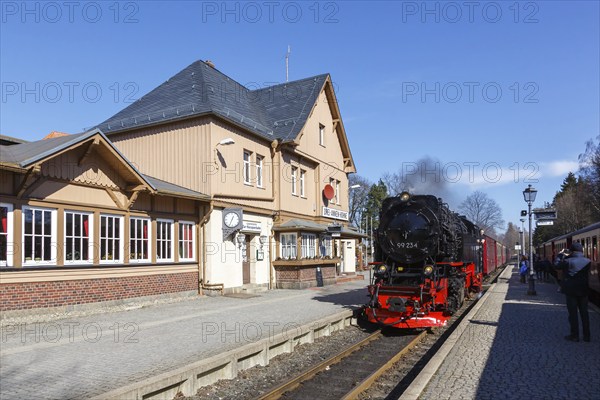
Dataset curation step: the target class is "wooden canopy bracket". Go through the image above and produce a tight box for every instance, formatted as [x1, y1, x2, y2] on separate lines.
[16, 166, 41, 198]
[78, 137, 100, 166]
[104, 187, 125, 209]
[126, 190, 141, 209]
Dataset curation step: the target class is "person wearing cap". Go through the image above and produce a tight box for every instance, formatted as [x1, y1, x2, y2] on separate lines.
[560, 242, 591, 342]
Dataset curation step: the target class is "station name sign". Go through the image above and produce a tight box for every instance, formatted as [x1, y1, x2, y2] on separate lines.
[533, 208, 557, 220]
[241, 221, 262, 233]
[322, 206, 348, 221]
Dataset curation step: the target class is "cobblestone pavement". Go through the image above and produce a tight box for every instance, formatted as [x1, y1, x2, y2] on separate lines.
[0, 279, 367, 400]
[418, 265, 600, 400]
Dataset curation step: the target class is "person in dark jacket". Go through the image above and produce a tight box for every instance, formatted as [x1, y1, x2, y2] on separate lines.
[560, 242, 591, 342]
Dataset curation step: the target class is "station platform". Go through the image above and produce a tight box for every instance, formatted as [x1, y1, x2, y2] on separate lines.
[402, 264, 600, 400]
[0, 278, 368, 400]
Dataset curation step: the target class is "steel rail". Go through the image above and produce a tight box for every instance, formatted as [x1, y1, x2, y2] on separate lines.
[256, 330, 383, 400]
[340, 330, 427, 400]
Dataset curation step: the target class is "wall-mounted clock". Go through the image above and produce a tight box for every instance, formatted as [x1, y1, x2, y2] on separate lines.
[222, 208, 243, 240]
[224, 211, 240, 228]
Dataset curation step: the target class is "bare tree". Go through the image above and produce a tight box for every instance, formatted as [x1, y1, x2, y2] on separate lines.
[348, 174, 372, 228]
[458, 191, 505, 234]
[501, 222, 521, 256]
[579, 134, 600, 219]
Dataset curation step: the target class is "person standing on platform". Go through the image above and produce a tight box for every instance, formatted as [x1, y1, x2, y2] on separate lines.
[540, 257, 552, 282]
[519, 255, 528, 284]
[560, 242, 591, 342]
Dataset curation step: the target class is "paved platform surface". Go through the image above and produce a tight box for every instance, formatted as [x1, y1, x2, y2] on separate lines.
[0, 279, 367, 400]
[415, 265, 600, 400]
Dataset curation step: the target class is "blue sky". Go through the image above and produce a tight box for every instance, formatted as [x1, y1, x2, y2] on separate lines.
[1, 1, 599, 232]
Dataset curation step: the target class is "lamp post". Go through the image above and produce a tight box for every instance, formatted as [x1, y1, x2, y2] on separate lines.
[519, 218, 526, 260]
[523, 184, 537, 295]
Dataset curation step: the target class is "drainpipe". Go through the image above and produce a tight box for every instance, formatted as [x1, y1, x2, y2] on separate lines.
[269, 139, 279, 290]
[199, 202, 213, 295]
[199, 202, 226, 295]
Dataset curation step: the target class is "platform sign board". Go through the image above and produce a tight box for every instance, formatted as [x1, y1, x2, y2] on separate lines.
[534, 208, 557, 220]
[537, 220, 554, 226]
[515, 245, 522, 250]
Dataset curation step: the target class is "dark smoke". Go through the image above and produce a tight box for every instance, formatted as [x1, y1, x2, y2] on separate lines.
[382, 156, 461, 209]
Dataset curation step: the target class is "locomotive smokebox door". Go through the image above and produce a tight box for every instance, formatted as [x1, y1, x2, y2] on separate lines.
[387, 297, 406, 312]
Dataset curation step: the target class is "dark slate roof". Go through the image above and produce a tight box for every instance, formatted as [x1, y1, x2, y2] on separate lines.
[95, 60, 329, 142]
[273, 219, 328, 232]
[0, 134, 29, 146]
[143, 175, 209, 200]
[273, 219, 366, 238]
[0, 131, 92, 167]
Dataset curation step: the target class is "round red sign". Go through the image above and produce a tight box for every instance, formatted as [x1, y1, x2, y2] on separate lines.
[323, 184, 335, 200]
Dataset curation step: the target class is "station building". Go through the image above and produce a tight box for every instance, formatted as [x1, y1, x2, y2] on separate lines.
[0, 60, 362, 311]
[0, 130, 209, 311]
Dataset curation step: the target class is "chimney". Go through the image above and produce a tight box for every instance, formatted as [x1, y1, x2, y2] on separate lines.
[205, 60, 215, 69]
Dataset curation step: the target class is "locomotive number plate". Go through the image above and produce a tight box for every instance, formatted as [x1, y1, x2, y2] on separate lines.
[397, 242, 418, 249]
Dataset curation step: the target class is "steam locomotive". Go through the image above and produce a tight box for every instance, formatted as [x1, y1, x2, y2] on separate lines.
[364, 192, 493, 330]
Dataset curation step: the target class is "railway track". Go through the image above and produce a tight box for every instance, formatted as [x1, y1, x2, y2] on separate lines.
[258, 267, 505, 400]
[257, 329, 426, 400]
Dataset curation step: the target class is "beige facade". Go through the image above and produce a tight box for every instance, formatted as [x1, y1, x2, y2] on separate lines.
[0, 131, 209, 311]
[104, 73, 361, 290]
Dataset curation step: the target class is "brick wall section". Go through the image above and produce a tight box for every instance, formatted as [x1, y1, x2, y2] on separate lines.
[0, 272, 198, 311]
[275, 265, 336, 282]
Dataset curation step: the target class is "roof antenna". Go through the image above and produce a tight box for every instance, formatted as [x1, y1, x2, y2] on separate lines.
[285, 45, 291, 82]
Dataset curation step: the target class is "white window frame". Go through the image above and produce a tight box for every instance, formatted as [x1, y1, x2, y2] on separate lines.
[243, 150, 252, 185]
[64, 210, 94, 265]
[0, 203, 14, 267]
[178, 221, 196, 262]
[280, 233, 297, 260]
[320, 235, 333, 258]
[156, 219, 174, 262]
[335, 180, 340, 204]
[300, 169, 306, 197]
[22, 206, 57, 266]
[319, 123, 325, 146]
[256, 154, 264, 188]
[329, 178, 336, 204]
[301, 233, 317, 258]
[291, 166, 298, 196]
[129, 216, 151, 263]
[100, 214, 124, 264]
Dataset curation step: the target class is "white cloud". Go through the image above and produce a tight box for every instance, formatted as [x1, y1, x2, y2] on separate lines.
[539, 160, 579, 177]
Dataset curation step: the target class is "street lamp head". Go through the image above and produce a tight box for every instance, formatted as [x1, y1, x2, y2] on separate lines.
[523, 184, 537, 203]
[218, 138, 235, 146]
[349, 184, 361, 190]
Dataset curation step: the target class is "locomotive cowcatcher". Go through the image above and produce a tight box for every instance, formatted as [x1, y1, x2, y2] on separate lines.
[364, 192, 483, 329]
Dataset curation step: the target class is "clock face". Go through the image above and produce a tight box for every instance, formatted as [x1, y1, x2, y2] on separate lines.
[224, 212, 240, 228]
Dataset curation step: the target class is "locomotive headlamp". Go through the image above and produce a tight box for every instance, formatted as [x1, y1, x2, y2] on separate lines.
[396, 266, 404, 272]
[378, 265, 388, 272]
[399, 192, 411, 202]
[423, 265, 434, 275]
